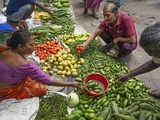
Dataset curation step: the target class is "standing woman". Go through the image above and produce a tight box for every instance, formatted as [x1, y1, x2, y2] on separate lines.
[84, 0, 102, 19]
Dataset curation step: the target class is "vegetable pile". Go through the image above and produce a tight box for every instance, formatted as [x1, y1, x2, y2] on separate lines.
[86, 80, 104, 94]
[34, 40, 63, 59]
[40, 49, 85, 76]
[35, 94, 68, 120]
[63, 39, 160, 120]
[30, 0, 160, 119]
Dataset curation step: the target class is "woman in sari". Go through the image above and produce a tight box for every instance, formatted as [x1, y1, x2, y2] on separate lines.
[0, 30, 81, 101]
[84, 0, 102, 19]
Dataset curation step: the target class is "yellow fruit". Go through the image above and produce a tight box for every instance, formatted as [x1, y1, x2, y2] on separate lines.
[51, 57, 57, 61]
[53, 68, 57, 72]
[62, 61, 68, 66]
[57, 66, 63, 70]
[79, 58, 85, 64]
[49, 59, 54, 63]
[65, 66, 70, 71]
[54, 61, 59, 65]
[44, 62, 48, 66]
[71, 69, 76, 73]
[73, 64, 78, 69]
[62, 54, 67, 59]
[71, 60, 76, 64]
[77, 64, 81, 68]
[49, 71, 54, 75]
[66, 71, 71, 76]
[62, 71, 66, 75]
[72, 72, 78, 76]
[58, 57, 63, 62]
[42, 69, 47, 73]
[57, 71, 63, 75]
[70, 64, 74, 69]
[40, 60, 45, 64]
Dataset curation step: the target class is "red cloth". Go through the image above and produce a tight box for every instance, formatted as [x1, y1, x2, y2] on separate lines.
[0, 77, 47, 101]
[98, 12, 137, 46]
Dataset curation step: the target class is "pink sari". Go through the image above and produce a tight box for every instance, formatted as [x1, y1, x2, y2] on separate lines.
[86, 0, 102, 11]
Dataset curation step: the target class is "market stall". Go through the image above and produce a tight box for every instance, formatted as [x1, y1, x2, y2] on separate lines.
[0, 0, 160, 120]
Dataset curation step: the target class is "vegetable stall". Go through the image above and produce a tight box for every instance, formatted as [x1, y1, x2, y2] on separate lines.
[29, 0, 160, 120]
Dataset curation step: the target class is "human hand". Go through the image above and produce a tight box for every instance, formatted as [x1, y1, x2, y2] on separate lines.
[18, 20, 28, 30]
[113, 38, 119, 44]
[116, 74, 130, 82]
[71, 82, 82, 89]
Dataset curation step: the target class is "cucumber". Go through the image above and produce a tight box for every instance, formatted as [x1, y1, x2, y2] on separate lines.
[100, 107, 110, 119]
[114, 113, 136, 120]
[111, 101, 119, 114]
[128, 105, 139, 113]
[139, 103, 155, 111]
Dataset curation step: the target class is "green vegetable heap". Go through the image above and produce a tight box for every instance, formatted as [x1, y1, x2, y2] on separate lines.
[64, 40, 160, 120]
[86, 80, 104, 94]
[35, 94, 68, 120]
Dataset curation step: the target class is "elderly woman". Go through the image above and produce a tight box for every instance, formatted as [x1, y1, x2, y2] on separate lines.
[116, 22, 160, 98]
[79, 2, 137, 57]
[0, 30, 81, 101]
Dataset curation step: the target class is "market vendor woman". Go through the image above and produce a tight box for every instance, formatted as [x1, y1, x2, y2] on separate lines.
[116, 22, 160, 98]
[79, 2, 137, 57]
[6, 0, 55, 23]
[0, 30, 81, 101]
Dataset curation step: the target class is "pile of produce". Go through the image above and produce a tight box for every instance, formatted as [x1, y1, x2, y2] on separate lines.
[40, 49, 85, 76]
[52, 0, 70, 8]
[40, 13, 51, 23]
[66, 99, 160, 120]
[58, 32, 99, 45]
[35, 94, 68, 120]
[30, 3, 75, 42]
[86, 80, 104, 94]
[29, 0, 160, 119]
[34, 40, 63, 59]
[62, 40, 160, 120]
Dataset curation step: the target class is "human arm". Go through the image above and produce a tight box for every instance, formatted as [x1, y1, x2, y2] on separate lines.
[24, 62, 81, 88]
[34, 2, 55, 16]
[117, 60, 160, 82]
[113, 36, 136, 44]
[82, 28, 103, 49]
[47, 80, 81, 88]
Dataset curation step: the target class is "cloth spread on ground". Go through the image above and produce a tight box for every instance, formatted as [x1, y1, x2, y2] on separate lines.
[0, 76, 46, 101]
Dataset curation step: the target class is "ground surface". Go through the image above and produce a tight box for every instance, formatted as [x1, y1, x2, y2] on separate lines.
[71, 0, 160, 103]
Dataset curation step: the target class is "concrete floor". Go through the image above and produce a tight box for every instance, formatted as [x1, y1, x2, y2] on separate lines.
[70, 0, 160, 103]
